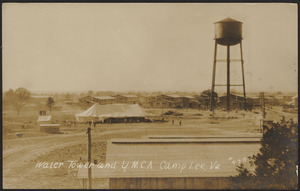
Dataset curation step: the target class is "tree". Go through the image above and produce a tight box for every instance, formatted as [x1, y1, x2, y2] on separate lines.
[3, 89, 14, 103]
[47, 97, 55, 113]
[3, 89, 15, 110]
[199, 89, 218, 109]
[87, 90, 94, 96]
[233, 118, 298, 189]
[4, 88, 31, 115]
[65, 93, 72, 101]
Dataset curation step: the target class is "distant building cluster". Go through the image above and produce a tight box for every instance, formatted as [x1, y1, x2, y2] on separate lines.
[145, 94, 200, 109]
[219, 92, 298, 112]
[25, 91, 298, 113]
[76, 94, 200, 109]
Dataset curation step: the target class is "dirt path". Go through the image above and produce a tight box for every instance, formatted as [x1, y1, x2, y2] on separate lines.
[3, 128, 175, 188]
[3, 133, 87, 188]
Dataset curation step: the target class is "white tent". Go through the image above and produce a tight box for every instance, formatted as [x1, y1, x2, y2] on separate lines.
[37, 115, 52, 123]
[75, 103, 149, 122]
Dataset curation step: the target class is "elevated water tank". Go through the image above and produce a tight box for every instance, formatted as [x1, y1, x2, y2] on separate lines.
[215, 18, 242, 46]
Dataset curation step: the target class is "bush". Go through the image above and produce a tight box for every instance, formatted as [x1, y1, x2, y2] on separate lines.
[233, 118, 298, 189]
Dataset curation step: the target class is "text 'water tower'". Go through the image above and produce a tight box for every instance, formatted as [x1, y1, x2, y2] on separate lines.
[210, 18, 246, 111]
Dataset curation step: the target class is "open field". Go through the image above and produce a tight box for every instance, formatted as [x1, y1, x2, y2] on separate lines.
[2, 106, 297, 189]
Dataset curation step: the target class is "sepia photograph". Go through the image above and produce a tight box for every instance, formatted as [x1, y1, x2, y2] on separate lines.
[2, 2, 298, 189]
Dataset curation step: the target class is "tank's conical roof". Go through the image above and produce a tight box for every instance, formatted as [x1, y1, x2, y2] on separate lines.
[215, 17, 242, 24]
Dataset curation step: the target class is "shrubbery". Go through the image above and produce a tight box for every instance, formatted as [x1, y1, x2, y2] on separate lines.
[233, 118, 298, 189]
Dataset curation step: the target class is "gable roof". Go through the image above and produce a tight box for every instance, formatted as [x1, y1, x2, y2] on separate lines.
[94, 96, 116, 100]
[183, 95, 195, 99]
[167, 94, 182, 98]
[79, 95, 93, 101]
[116, 94, 138, 98]
[77, 137, 260, 178]
[158, 94, 182, 98]
[149, 99, 174, 103]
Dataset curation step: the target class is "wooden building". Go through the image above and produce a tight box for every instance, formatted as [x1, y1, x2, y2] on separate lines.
[78, 96, 94, 104]
[189, 100, 201, 109]
[219, 94, 245, 109]
[78, 136, 261, 189]
[157, 94, 182, 102]
[247, 96, 261, 107]
[93, 96, 116, 105]
[145, 94, 198, 109]
[148, 99, 174, 108]
[292, 96, 298, 108]
[30, 95, 50, 105]
[114, 95, 139, 104]
[264, 96, 281, 106]
[182, 96, 196, 108]
[156, 94, 184, 108]
[141, 96, 158, 108]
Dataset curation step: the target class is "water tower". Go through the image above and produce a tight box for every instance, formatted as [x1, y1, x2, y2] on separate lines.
[210, 18, 246, 111]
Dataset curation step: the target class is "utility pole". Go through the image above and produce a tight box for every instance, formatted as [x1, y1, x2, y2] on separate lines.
[260, 93, 266, 119]
[86, 127, 92, 189]
[240, 42, 247, 111]
[146, 93, 148, 108]
[263, 99, 266, 119]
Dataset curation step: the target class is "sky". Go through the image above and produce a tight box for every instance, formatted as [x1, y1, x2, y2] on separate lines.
[2, 3, 298, 93]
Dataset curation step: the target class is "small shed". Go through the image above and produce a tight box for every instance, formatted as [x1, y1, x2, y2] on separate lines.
[39, 124, 60, 133]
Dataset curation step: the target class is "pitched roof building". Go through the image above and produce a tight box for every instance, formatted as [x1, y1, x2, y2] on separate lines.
[78, 136, 261, 189]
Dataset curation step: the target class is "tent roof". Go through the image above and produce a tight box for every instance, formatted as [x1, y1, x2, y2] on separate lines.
[75, 103, 149, 119]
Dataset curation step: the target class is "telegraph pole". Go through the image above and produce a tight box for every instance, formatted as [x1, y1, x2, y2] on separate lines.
[86, 127, 92, 189]
[260, 93, 266, 119]
[263, 99, 266, 119]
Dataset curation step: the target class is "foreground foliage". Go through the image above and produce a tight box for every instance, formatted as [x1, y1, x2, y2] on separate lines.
[233, 118, 298, 189]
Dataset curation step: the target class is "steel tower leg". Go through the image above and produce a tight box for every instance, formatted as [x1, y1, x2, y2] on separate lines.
[227, 45, 230, 111]
[211, 40, 217, 110]
[240, 42, 247, 111]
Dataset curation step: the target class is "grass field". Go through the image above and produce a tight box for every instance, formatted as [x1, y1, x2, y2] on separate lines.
[2, 105, 297, 189]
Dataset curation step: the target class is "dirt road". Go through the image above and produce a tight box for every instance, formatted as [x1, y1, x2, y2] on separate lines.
[3, 119, 261, 189]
